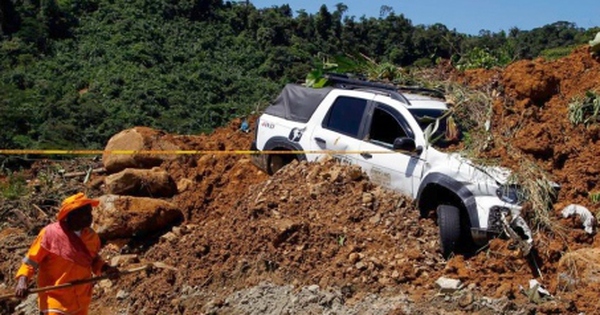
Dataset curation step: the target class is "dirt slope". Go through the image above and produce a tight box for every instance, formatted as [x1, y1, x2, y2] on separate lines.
[1, 46, 600, 315]
[456, 46, 600, 208]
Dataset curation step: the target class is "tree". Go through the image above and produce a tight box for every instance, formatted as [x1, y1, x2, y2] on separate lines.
[315, 5, 332, 41]
[379, 5, 393, 18]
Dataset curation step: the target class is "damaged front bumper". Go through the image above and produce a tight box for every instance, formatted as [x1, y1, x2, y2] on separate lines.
[501, 213, 533, 256]
[471, 205, 534, 256]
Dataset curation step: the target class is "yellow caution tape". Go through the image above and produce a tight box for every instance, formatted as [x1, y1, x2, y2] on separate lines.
[0, 150, 396, 155]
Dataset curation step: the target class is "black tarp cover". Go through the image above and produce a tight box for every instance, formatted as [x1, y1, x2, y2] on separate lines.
[264, 84, 333, 123]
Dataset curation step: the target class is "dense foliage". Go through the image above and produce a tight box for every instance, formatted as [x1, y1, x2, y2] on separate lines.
[0, 0, 597, 150]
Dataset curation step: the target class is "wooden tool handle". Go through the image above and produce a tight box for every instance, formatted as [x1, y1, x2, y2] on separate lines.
[0, 264, 150, 301]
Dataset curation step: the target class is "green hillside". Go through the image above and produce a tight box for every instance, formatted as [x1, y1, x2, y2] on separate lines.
[0, 0, 597, 151]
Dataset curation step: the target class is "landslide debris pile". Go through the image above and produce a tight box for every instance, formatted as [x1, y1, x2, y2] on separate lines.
[120, 158, 442, 314]
[1, 46, 600, 315]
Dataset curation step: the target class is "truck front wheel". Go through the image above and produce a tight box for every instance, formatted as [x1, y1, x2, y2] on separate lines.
[437, 205, 462, 259]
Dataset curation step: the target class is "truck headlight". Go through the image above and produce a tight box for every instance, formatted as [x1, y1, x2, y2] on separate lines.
[496, 185, 524, 205]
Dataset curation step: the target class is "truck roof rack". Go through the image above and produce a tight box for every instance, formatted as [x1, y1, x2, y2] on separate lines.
[323, 73, 446, 102]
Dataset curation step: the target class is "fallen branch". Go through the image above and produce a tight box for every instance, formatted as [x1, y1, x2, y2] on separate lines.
[33, 204, 47, 218]
[4, 244, 28, 251]
[63, 167, 106, 178]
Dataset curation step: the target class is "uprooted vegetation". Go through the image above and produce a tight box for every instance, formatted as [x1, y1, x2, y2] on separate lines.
[568, 90, 600, 126]
[1, 46, 600, 315]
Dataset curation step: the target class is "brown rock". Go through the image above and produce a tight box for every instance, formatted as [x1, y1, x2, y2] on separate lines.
[94, 195, 183, 240]
[458, 291, 474, 308]
[104, 167, 177, 197]
[110, 254, 139, 267]
[348, 253, 360, 264]
[102, 127, 181, 174]
[160, 231, 179, 243]
[347, 167, 363, 181]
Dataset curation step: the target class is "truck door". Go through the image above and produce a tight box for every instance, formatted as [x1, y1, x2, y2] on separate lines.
[357, 100, 425, 198]
[307, 93, 372, 166]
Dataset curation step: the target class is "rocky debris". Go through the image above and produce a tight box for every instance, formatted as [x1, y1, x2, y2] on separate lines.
[176, 178, 193, 193]
[114, 157, 446, 314]
[457, 291, 474, 309]
[104, 167, 177, 197]
[12, 295, 37, 315]
[97, 279, 114, 293]
[116, 290, 129, 300]
[175, 281, 522, 315]
[200, 282, 412, 315]
[102, 127, 181, 174]
[94, 194, 183, 240]
[98, 128, 185, 244]
[159, 231, 179, 243]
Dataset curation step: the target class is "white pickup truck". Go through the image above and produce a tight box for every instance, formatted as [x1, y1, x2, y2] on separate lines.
[250, 76, 534, 258]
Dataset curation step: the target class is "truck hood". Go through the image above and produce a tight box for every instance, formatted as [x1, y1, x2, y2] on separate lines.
[470, 162, 512, 184]
[426, 148, 512, 186]
[403, 93, 448, 110]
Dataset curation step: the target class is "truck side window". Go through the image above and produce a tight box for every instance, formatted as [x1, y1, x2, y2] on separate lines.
[368, 107, 407, 148]
[323, 96, 367, 138]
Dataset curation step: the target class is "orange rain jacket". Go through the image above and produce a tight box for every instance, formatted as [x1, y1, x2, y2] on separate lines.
[16, 224, 105, 315]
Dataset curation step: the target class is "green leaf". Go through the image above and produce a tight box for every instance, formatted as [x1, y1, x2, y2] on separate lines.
[330, 55, 360, 73]
[305, 69, 329, 88]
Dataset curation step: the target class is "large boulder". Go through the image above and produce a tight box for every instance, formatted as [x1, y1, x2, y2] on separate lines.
[94, 195, 183, 240]
[104, 167, 177, 197]
[102, 127, 181, 174]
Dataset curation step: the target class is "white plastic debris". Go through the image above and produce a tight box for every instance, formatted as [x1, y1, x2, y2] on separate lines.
[561, 204, 597, 234]
[590, 31, 600, 54]
[435, 277, 463, 294]
[529, 279, 551, 297]
[519, 279, 553, 303]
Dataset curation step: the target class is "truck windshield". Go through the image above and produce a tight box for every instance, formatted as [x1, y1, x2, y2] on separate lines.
[408, 108, 456, 148]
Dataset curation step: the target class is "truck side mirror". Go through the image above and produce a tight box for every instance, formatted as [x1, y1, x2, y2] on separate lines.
[393, 137, 423, 155]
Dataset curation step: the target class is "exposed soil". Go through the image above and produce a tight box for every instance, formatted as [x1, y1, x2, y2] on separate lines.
[1, 46, 600, 315]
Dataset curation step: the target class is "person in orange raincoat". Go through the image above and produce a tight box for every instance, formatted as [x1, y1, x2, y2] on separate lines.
[14, 192, 119, 315]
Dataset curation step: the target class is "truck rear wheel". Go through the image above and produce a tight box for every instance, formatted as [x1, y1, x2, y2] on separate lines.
[268, 154, 287, 174]
[268, 152, 303, 175]
[437, 205, 461, 259]
[263, 141, 307, 175]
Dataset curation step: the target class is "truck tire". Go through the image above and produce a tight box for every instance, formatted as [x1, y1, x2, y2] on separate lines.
[268, 154, 287, 174]
[263, 138, 307, 175]
[437, 205, 462, 259]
